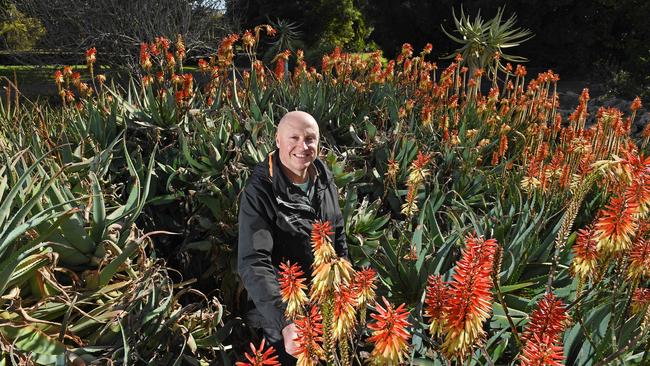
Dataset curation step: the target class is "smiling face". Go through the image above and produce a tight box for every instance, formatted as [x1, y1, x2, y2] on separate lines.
[276, 111, 320, 183]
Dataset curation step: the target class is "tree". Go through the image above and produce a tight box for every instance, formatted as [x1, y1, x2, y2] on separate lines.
[0, 3, 46, 51]
[12, 0, 234, 66]
[228, 0, 372, 59]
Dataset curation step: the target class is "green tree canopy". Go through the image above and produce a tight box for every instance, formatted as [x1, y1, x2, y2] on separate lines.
[0, 3, 45, 51]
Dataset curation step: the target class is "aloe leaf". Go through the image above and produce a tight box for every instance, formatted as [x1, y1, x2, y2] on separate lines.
[6, 250, 52, 290]
[98, 240, 138, 287]
[180, 134, 210, 172]
[0, 198, 81, 261]
[0, 322, 65, 360]
[0, 150, 50, 227]
[0, 241, 51, 295]
[89, 172, 106, 243]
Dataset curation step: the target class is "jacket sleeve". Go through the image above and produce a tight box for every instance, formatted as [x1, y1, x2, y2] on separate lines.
[237, 185, 288, 333]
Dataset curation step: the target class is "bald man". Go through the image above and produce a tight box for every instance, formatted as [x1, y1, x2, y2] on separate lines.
[237, 111, 348, 364]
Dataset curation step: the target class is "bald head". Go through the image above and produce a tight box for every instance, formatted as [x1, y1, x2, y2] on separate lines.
[275, 111, 320, 183]
[277, 111, 319, 136]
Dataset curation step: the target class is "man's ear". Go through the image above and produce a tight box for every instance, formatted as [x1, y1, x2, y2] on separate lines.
[275, 135, 280, 149]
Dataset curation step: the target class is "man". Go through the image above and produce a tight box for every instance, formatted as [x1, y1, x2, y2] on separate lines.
[238, 111, 348, 363]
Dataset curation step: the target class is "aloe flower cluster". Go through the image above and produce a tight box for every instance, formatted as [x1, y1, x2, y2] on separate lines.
[572, 146, 650, 290]
[518, 293, 568, 366]
[423, 235, 499, 361]
[277, 220, 389, 365]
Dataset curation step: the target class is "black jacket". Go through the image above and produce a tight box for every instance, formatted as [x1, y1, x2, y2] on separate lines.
[237, 150, 348, 333]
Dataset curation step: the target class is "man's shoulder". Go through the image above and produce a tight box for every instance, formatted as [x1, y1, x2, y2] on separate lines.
[244, 160, 273, 194]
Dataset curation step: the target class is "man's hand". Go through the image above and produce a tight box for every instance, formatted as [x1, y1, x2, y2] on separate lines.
[282, 323, 299, 357]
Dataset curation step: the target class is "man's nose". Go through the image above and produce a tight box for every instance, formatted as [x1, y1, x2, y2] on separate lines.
[301, 140, 309, 149]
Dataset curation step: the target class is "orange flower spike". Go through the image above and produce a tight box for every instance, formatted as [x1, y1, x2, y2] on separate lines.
[518, 334, 565, 366]
[627, 238, 650, 280]
[295, 306, 325, 366]
[332, 284, 358, 340]
[408, 151, 432, 186]
[424, 274, 449, 337]
[400, 43, 414, 59]
[311, 220, 336, 266]
[367, 297, 412, 365]
[85, 47, 97, 68]
[63, 66, 73, 79]
[631, 288, 650, 315]
[140, 43, 152, 70]
[571, 225, 598, 280]
[242, 30, 255, 49]
[521, 292, 568, 344]
[235, 338, 280, 366]
[278, 261, 308, 320]
[53, 70, 64, 86]
[197, 58, 209, 72]
[442, 235, 498, 360]
[518, 292, 568, 366]
[217, 33, 240, 68]
[354, 267, 377, 306]
[182, 73, 193, 92]
[71, 72, 81, 87]
[515, 65, 527, 77]
[631, 97, 642, 113]
[310, 257, 354, 302]
[422, 43, 433, 56]
[623, 153, 650, 217]
[265, 25, 277, 37]
[155, 36, 171, 53]
[626, 178, 650, 218]
[274, 50, 291, 80]
[175, 34, 186, 61]
[165, 52, 176, 69]
[594, 196, 639, 254]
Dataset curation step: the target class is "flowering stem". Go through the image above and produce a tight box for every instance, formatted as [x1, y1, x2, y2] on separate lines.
[594, 325, 649, 366]
[479, 346, 495, 366]
[546, 178, 592, 292]
[615, 278, 639, 342]
[492, 276, 522, 348]
[321, 297, 335, 365]
[575, 301, 598, 352]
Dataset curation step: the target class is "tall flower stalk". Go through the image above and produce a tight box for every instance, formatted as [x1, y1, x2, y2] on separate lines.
[441, 235, 498, 360]
[518, 292, 568, 366]
[367, 297, 412, 365]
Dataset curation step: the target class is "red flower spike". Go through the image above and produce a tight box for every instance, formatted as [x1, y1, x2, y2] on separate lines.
[521, 292, 568, 344]
[442, 235, 498, 360]
[353, 267, 377, 306]
[594, 196, 638, 253]
[632, 288, 650, 315]
[332, 284, 357, 339]
[294, 306, 324, 366]
[235, 338, 280, 366]
[278, 261, 308, 320]
[85, 47, 96, 65]
[518, 293, 568, 366]
[518, 333, 565, 366]
[571, 225, 598, 280]
[311, 220, 336, 266]
[628, 238, 650, 280]
[367, 297, 411, 365]
[424, 274, 449, 337]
